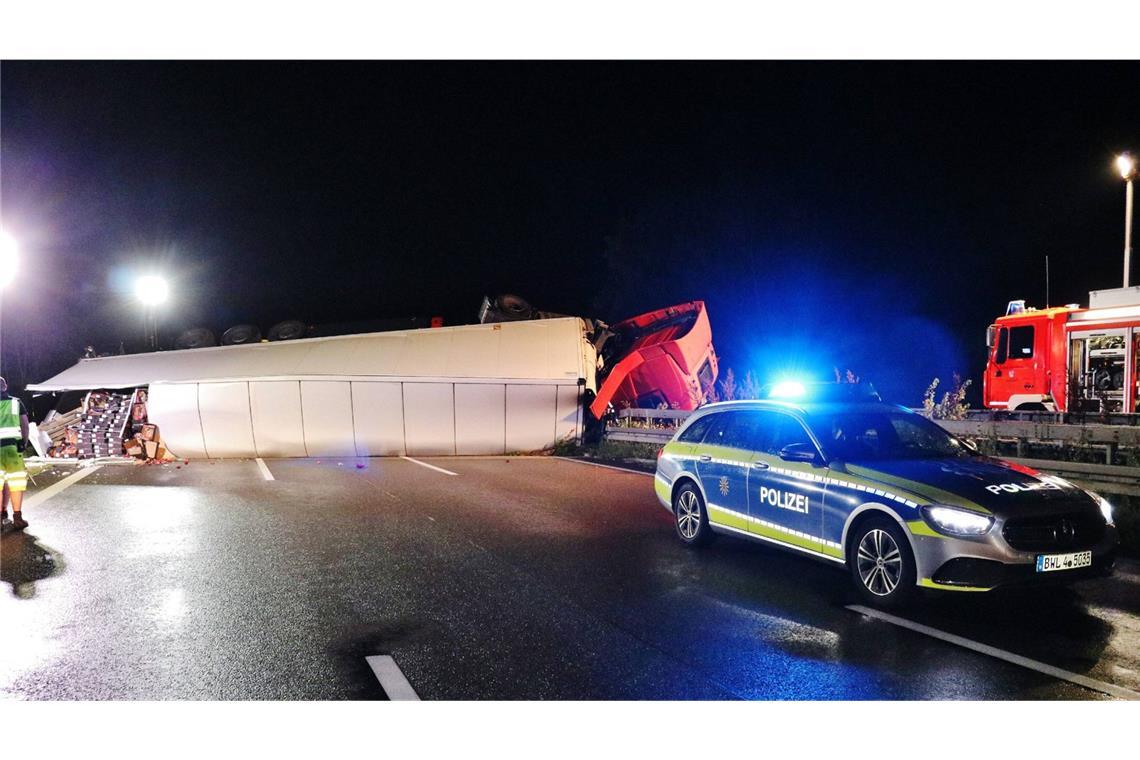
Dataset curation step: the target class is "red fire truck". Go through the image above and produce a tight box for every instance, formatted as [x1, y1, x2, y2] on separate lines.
[983, 286, 1140, 414]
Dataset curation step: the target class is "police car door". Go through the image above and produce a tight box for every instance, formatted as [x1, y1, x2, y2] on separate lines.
[747, 412, 825, 554]
[695, 411, 761, 529]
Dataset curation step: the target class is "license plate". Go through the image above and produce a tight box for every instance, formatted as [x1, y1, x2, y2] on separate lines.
[1035, 550, 1092, 573]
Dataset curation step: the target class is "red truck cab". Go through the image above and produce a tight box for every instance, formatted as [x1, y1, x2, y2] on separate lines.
[589, 300, 718, 419]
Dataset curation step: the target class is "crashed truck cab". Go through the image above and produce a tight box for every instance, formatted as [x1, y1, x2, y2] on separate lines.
[589, 300, 718, 420]
[26, 301, 717, 459]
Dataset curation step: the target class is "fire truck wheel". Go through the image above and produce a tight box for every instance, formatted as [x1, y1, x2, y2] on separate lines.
[847, 516, 917, 609]
[673, 482, 713, 547]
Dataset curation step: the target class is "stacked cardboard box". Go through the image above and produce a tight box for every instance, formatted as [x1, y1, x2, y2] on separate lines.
[41, 407, 83, 457]
[122, 390, 175, 462]
[72, 390, 136, 459]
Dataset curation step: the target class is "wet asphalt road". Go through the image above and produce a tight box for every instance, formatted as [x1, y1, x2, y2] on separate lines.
[2, 456, 1138, 700]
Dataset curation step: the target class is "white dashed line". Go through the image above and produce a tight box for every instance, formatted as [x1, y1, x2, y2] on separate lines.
[400, 456, 458, 476]
[255, 458, 275, 481]
[366, 655, 420, 700]
[23, 465, 102, 510]
[847, 605, 1140, 700]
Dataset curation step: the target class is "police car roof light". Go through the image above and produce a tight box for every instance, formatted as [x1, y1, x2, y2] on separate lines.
[769, 380, 806, 399]
[761, 381, 882, 403]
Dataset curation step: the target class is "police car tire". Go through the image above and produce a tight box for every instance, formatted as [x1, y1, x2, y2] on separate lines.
[847, 517, 917, 608]
[673, 482, 713, 547]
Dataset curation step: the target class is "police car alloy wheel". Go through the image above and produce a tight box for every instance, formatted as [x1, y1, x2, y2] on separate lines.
[673, 482, 712, 546]
[848, 517, 916, 608]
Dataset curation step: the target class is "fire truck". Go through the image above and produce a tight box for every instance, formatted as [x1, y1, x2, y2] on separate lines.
[983, 286, 1140, 414]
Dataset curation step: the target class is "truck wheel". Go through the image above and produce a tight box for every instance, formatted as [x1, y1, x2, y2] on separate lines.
[673, 482, 713, 547]
[848, 517, 916, 608]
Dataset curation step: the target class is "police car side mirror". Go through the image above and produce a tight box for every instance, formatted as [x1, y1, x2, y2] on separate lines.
[779, 443, 821, 465]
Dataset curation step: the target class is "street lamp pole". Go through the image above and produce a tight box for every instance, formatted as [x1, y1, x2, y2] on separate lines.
[1118, 153, 1136, 288]
[1125, 174, 1134, 288]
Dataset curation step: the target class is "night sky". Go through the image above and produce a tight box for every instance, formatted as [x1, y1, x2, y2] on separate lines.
[2, 61, 1138, 404]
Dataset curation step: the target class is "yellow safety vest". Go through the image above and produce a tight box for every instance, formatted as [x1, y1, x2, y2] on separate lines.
[0, 397, 23, 440]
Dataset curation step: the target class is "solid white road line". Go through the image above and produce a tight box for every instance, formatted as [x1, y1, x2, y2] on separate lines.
[553, 456, 653, 477]
[400, 456, 457, 476]
[23, 465, 103, 510]
[365, 655, 420, 700]
[847, 604, 1140, 701]
[255, 458, 275, 481]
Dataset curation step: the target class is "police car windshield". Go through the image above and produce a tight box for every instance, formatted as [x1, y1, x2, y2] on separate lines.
[807, 410, 970, 461]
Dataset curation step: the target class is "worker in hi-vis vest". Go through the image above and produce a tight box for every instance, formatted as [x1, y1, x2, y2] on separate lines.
[1, 376, 30, 533]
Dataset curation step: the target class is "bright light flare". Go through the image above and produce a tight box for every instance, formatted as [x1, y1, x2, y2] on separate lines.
[769, 380, 807, 399]
[0, 230, 18, 289]
[1117, 152, 1136, 181]
[922, 505, 994, 536]
[135, 274, 169, 306]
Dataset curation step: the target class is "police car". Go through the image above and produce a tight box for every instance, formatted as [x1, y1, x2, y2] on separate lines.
[654, 383, 1118, 607]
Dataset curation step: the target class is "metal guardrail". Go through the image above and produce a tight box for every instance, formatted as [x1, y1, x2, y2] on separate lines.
[611, 408, 693, 421]
[936, 418, 1140, 464]
[606, 428, 676, 443]
[961, 409, 1140, 427]
[606, 408, 689, 443]
[936, 419, 1140, 446]
[1005, 458, 1140, 497]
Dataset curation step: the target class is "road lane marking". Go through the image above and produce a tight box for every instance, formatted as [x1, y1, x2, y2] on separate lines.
[23, 465, 102, 510]
[400, 456, 457, 476]
[847, 604, 1140, 700]
[554, 457, 653, 477]
[255, 458, 275, 481]
[365, 655, 420, 700]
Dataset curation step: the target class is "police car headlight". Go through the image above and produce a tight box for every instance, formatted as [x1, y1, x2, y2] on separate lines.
[1090, 492, 1115, 526]
[922, 505, 994, 536]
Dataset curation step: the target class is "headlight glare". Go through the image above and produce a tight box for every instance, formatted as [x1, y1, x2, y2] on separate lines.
[1095, 493, 1114, 526]
[922, 505, 994, 536]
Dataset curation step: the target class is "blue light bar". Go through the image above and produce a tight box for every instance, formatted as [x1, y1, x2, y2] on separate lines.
[769, 380, 806, 399]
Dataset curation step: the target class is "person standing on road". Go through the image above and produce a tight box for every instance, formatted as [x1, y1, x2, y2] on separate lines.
[0, 376, 30, 533]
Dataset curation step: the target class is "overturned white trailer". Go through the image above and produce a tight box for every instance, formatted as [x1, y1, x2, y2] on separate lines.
[28, 318, 597, 458]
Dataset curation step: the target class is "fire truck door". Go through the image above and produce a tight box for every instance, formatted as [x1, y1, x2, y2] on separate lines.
[989, 324, 1041, 408]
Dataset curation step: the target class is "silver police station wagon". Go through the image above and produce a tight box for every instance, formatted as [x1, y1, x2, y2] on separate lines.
[654, 384, 1119, 607]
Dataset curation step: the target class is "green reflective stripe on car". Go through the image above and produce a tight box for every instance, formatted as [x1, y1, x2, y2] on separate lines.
[750, 520, 826, 554]
[819, 472, 920, 509]
[697, 444, 755, 465]
[707, 504, 844, 558]
[654, 473, 672, 502]
[818, 542, 845, 559]
[707, 503, 749, 531]
[906, 519, 944, 538]
[918, 578, 992, 592]
[846, 464, 991, 514]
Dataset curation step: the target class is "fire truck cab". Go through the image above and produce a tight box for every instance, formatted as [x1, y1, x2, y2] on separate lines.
[984, 287, 1140, 414]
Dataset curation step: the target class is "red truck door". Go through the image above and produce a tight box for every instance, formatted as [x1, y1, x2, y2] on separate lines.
[988, 322, 1044, 409]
